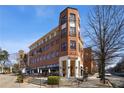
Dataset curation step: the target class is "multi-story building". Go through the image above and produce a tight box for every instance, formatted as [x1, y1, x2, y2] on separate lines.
[28, 7, 96, 78]
[83, 47, 97, 74]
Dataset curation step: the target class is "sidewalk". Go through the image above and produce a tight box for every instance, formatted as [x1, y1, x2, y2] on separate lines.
[0, 73, 113, 88]
[0, 74, 46, 88]
[59, 74, 111, 88]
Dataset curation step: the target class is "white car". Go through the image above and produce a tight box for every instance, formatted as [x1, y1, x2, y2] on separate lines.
[105, 73, 112, 76]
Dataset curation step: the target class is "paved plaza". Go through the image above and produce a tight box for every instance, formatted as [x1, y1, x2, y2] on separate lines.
[0, 74, 45, 88]
[0, 73, 124, 88]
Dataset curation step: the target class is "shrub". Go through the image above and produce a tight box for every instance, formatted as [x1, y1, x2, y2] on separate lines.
[16, 75, 23, 83]
[16, 71, 24, 83]
[16, 70, 22, 76]
[47, 76, 60, 85]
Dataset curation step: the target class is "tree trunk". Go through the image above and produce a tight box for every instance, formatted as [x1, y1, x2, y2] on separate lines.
[98, 62, 102, 78]
[100, 60, 105, 84]
[1, 65, 4, 73]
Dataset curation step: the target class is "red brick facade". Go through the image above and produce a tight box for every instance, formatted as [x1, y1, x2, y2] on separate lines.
[28, 7, 96, 76]
[83, 47, 96, 74]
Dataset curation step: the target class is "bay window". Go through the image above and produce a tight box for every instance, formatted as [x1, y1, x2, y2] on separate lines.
[70, 27, 76, 36]
[61, 28, 67, 38]
[70, 40, 76, 49]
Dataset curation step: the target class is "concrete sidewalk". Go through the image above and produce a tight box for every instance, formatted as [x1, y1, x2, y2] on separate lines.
[59, 74, 111, 88]
[0, 74, 46, 88]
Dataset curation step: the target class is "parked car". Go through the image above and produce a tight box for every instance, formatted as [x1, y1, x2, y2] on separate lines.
[105, 73, 112, 77]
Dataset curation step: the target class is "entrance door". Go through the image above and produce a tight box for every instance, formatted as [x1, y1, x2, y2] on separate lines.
[70, 61, 75, 76]
[62, 61, 66, 77]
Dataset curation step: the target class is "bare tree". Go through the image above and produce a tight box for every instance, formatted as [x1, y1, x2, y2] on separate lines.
[85, 6, 124, 83]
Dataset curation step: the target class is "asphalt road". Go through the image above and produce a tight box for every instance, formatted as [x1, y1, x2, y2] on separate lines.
[106, 74, 124, 88]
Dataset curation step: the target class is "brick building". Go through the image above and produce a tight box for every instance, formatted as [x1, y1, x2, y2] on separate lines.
[28, 7, 96, 78]
[83, 48, 97, 74]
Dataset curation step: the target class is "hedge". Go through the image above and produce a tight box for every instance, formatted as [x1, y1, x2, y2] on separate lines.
[47, 76, 60, 85]
[16, 75, 24, 83]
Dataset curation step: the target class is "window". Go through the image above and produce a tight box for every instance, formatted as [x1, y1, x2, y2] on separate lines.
[61, 42, 67, 51]
[56, 51, 59, 57]
[43, 39, 45, 43]
[51, 33, 54, 38]
[70, 13, 76, 21]
[56, 39, 59, 44]
[39, 48, 42, 53]
[46, 44, 49, 50]
[70, 13, 76, 27]
[49, 52, 52, 59]
[43, 55, 46, 60]
[70, 40, 76, 49]
[37, 57, 40, 62]
[38, 42, 40, 46]
[36, 49, 39, 53]
[52, 51, 56, 58]
[47, 36, 49, 41]
[34, 59, 36, 63]
[70, 27, 76, 36]
[60, 15, 67, 25]
[31, 59, 33, 64]
[41, 40, 43, 44]
[61, 28, 67, 38]
[34, 50, 37, 55]
[42, 55, 45, 60]
[51, 41, 54, 46]
[51, 52, 53, 58]
[42, 46, 45, 51]
[49, 35, 51, 39]
[35, 58, 37, 63]
[46, 54, 48, 60]
[70, 21, 76, 27]
[53, 52, 56, 57]
[30, 52, 34, 56]
[54, 32, 57, 37]
[40, 56, 42, 61]
[47, 54, 50, 60]
[45, 37, 47, 42]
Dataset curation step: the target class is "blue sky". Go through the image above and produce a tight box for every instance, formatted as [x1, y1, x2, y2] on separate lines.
[0, 5, 92, 54]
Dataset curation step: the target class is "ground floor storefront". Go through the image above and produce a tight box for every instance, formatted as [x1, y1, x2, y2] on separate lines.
[27, 56, 83, 79]
[28, 64, 59, 76]
[59, 56, 83, 79]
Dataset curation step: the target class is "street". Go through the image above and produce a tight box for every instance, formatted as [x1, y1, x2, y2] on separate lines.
[106, 74, 124, 88]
